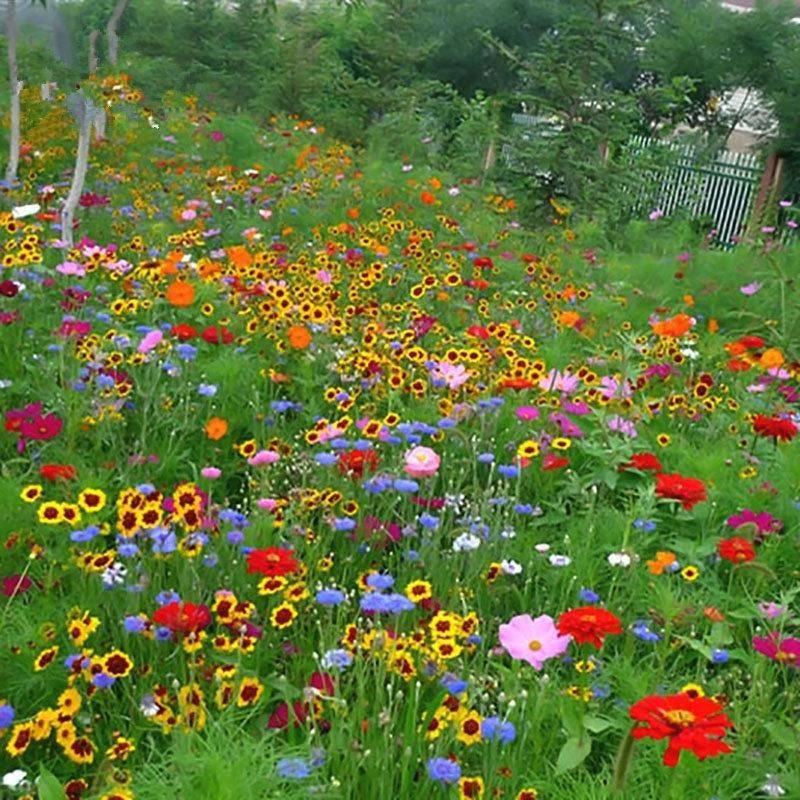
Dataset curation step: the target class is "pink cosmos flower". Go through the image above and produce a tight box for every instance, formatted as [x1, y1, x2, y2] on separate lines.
[752, 634, 800, 667]
[138, 329, 163, 354]
[430, 362, 470, 390]
[248, 450, 280, 467]
[257, 498, 278, 511]
[515, 405, 540, 422]
[200, 466, 221, 479]
[539, 369, 580, 395]
[498, 613, 571, 670]
[404, 446, 440, 479]
[740, 282, 762, 296]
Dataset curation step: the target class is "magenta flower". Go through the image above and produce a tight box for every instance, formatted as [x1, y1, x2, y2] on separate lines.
[498, 613, 571, 670]
[740, 282, 762, 296]
[727, 509, 782, 538]
[515, 405, 540, 422]
[752, 634, 800, 667]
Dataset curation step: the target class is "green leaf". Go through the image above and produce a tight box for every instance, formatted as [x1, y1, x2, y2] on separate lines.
[37, 769, 66, 800]
[764, 721, 799, 751]
[555, 735, 592, 774]
[583, 715, 612, 733]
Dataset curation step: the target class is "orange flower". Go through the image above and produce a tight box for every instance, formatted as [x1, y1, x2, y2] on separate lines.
[420, 191, 436, 205]
[287, 325, 312, 350]
[647, 551, 677, 575]
[759, 348, 784, 370]
[429, 177, 442, 190]
[558, 310, 581, 329]
[346, 208, 360, 219]
[165, 280, 195, 307]
[650, 313, 694, 338]
[707, 318, 719, 333]
[204, 417, 228, 441]
[227, 246, 252, 269]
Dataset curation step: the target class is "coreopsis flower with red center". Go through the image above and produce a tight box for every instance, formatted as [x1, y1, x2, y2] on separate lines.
[556, 606, 622, 649]
[628, 692, 734, 766]
[246, 547, 298, 577]
[717, 537, 756, 564]
[337, 448, 379, 478]
[752, 414, 798, 442]
[620, 452, 663, 472]
[655, 473, 707, 510]
[152, 601, 211, 634]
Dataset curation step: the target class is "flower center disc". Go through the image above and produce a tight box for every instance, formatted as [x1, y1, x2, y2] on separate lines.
[528, 640, 542, 652]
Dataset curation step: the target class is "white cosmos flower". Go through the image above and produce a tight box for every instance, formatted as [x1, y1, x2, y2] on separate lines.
[608, 553, 632, 567]
[549, 554, 571, 567]
[501, 559, 522, 575]
[3, 770, 28, 789]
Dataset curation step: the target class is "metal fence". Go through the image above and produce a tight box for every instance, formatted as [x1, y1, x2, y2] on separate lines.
[625, 135, 763, 246]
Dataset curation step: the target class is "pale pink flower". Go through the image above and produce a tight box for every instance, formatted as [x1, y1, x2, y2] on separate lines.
[201, 466, 221, 479]
[430, 362, 470, 390]
[539, 369, 580, 395]
[138, 329, 163, 354]
[248, 450, 280, 467]
[498, 613, 571, 670]
[404, 446, 440, 479]
[740, 282, 762, 296]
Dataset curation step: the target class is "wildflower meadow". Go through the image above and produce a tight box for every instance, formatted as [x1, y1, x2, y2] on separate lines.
[2, 7, 800, 799]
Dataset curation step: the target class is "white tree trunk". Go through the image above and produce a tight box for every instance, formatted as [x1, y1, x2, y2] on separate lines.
[5, 0, 21, 185]
[88, 30, 99, 75]
[61, 96, 96, 249]
[106, 0, 131, 68]
[93, 108, 107, 141]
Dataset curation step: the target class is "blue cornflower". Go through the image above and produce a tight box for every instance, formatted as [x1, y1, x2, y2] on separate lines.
[711, 649, 729, 664]
[579, 588, 600, 604]
[427, 758, 461, 784]
[70, 525, 100, 543]
[123, 615, 146, 634]
[477, 452, 495, 463]
[631, 621, 661, 642]
[276, 758, 311, 779]
[497, 464, 519, 478]
[633, 518, 657, 532]
[320, 649, 353, 670]
[226, 529, 245, 545]
[367, 573, 395, 591]
[440, 674, 468, 694]
[155, 589, 180, 606]
[197, 383, 217, 397]
[419, 512, 439, 529]
[315, 453, 338, 465]
[332, 517, 356, 532]
[92, 673, 116, 689]
[0, 703, 15, 728]
[176, 343, 197, 361]
[393, 479, 419, 493]
[316, 589, 345, 606]
[482, 716, 516, 743]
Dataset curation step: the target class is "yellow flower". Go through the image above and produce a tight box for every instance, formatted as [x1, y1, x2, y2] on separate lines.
[236, 676, 265, 707]
[20, 484, 43, 503]
[681, 565, 700, 582]
[78, 488, 107, 513]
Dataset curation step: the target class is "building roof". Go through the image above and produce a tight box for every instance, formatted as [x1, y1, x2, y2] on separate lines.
[722, 0, 800, 11]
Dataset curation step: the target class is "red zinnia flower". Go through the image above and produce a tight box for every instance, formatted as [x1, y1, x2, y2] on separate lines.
[171, 323, 199, 341]
[629, 692, 734, 767]
[152, 601, 211, 633]
[40, 463, 78, 482]
[201, 325, 234, 345]
[337, 449, 379, 478]
[655, 473, 707, 510]
[752, 414, 798, 442]
[717, 536, 755, 564]
[542, 453, 569, 471]
[620, 452, 663, 472]
[246, 547, 298, 577]
[556, 606, 622, 649]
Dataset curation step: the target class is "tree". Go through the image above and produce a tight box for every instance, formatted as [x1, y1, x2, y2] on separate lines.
[106, 0, 130, 67]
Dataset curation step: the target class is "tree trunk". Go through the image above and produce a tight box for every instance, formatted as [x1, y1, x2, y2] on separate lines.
[106, 0, 131, 68]
[61, 95, 97, 249]
[5, 0, 21, 185]
[88, 30, 99, 75]
[94, 108, 107, 141]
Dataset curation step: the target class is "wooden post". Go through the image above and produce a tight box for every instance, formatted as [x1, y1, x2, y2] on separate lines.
[750, 152, 783, 229]
[106, 0, 131, 68]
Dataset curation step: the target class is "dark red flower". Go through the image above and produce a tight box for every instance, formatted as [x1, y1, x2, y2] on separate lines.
[717, 536, 756, 564]
[0, 279, 19, 297]
[557, 606, 622, 649]
[752, 414, 798, 442]
[246, 547, 298, 577]
[152, 601, 211, 633]
[2, 574, 32, 597]
[620, 452, 663, 472]
[19, 413, 63, 441]
[629, 692, 734, 767]
[655, 473, 707, 510]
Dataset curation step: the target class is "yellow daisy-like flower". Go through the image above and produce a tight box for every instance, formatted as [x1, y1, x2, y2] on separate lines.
[551, 437, 571, 451]
[681, 565, 700, 582]
[404, 580, 433, 603]
[37, 501, 65, 525]
[78, 488, 107, 513]
[20, 484, 43, 503]
[455, 710, 482, 746]
[656, 433, 671, 447]
[516, 439, 540, 459]
[236, 676, 265, 707]
[270, 602, 298, 629]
